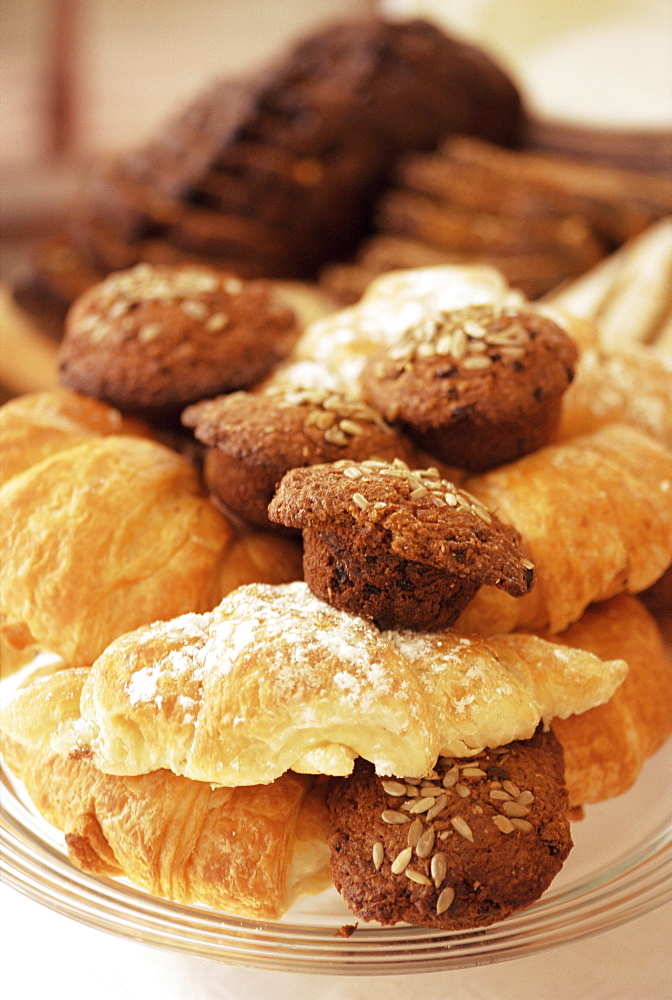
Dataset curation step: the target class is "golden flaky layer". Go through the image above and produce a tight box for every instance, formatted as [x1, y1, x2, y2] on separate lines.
[0, 424, 304, 672]
[556, 346, 672, 450]
[0, 582, 627, 786]
[0, 434, 235, 666]
[550, 593, 672, 807]
[1, 736, 331, 920]
[0, 593, 667, 920]
[457, 423, 672, 635]
[0, 388, 152, 487]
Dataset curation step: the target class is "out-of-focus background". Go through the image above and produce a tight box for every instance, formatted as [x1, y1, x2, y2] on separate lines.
[0, 0, 371, 269]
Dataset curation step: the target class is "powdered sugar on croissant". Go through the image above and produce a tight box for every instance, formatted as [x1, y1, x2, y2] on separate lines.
[3, 581, 627, 787]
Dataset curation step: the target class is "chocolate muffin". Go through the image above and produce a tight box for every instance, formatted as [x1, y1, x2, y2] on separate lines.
[327, 728, 572, 929]
[58, 263, 299, 422]
[267, 458, 534, 629]
[182, 387, 419, 530]
[361, 304, 578, 471]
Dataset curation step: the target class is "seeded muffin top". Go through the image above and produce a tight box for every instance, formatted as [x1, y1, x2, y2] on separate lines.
[182, 386, 419, 469]
[326, 727, 572, 929]
[360, 304, 578, 430]
[268, 457, 534, 589]
[59, 263, 299, 418]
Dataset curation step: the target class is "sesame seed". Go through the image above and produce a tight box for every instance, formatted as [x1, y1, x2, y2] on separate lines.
[206, 312, 229, 332]
[455, 784, 471, 798]
[381, 810, 410, 825]
[425, 794, 448, 822]
[180, 299, 209, 320]
[415, 827, 436, 859]
[342, 466, 363, 480]
[450, 816, 474, 842]
[382, 780, 407, 797]
[391, 847, 413, 874]
[407, 818, 424, 848]
[502, 801, 530, 818]
[461, 354, 493, 370]
[431, 852, 447, 888]
[492, 815, 515, 834]
[407, 796, 438, 815]
[406, 869, 432, 886]
[352, 493, 371, 510]
[436, 886, 455, 914]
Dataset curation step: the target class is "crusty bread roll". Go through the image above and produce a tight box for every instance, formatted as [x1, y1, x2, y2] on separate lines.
[1, 734, 331, 920]
[0, 581, 626, 786]
[550, 593, 672, 806]
[456, 423, 672, 635]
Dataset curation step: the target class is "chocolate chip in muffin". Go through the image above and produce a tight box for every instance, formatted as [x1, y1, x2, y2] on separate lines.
[182, 386, 421, 531]
[268, 457, 534, 629]
[326, 727, 572, 929]
[361, 304, 578, 471]
[59, 263, 299, 423]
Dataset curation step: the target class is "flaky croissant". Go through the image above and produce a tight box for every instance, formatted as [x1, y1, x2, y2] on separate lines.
[0, 434, 236, 666]
[1, 734, 331, 920]
[556, 346, 672, 449]
[0, 423, 304, 671]
[456, 423, 672, 635]
[0, 582, 626, 786]
[550, 593, 672, 807]
[0, 388, 151, 486]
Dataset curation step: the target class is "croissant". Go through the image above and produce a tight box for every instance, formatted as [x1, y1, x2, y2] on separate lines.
[456, 423, 672, 635]
[549, 593, 672, 807]
[0, 581, 627, 787]
[556, 346, 672, 449]
[0, 590, 665, 920]
[0, 388, 151, 486]
[1, 734, 331, 920]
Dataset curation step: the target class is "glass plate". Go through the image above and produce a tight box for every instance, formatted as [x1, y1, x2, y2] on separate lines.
[1, 740, 670, 976]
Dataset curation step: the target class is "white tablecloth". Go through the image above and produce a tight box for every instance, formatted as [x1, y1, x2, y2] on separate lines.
[1, 883, 669, 1000]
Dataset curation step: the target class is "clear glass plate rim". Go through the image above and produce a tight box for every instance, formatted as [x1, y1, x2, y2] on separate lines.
[2, 752, 671, 975]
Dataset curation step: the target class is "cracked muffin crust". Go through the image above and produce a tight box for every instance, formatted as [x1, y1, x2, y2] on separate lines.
[182, 387, 419, 530]
[59, 263, 299, 422]
[327, 727, 572, 928]
[361, 304, 578, 470]
[268, 457, 534, 629]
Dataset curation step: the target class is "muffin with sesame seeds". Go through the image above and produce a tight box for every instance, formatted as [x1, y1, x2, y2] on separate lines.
[58, 263, 299, 423]
[267, 458, 534, 630]
[326, 727, 572, 929]
[181, 386, 420, 531]
[360, 304, 578, 471]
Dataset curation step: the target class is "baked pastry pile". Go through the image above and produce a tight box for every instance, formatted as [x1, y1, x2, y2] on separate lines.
[1, 257, 671, 930]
